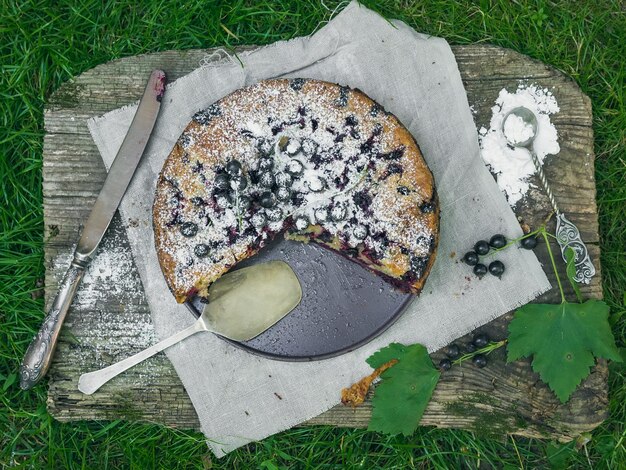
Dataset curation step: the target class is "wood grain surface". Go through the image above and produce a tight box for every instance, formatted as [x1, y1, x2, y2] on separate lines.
[44, 44, 604, 440]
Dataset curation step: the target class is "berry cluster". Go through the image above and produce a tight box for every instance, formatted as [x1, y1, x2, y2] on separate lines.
[462, 234, 507, 279]
[438, 333, 493, 371]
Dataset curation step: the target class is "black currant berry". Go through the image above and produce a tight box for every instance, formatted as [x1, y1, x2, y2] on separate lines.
[445, 344, 460, 359]
[352, 224, 368, 240]
[520, 235, 538, 249]
[226, 159, 242, 176]
[439, 359, 452, 371]
[463, 251, 479, 266]
[465, 342, 477, 353]
[489, 234, 507, 249]
[258, 172, 276, 188]
[214, 173, 230, 191]
[259, 191, 276, 208]
[194, 244, 210, 258]
[275, 172, 293, 187]
[474, 240, 490, 255]
[330, 204, 347, 222]
[258, 157, 274, 171]
[286, 159, 304, 177]
[473, 333, 489, 348]
[473, 263, 488, 278]
[251, 212, 267, 228]
[275, 186, 291, 202]
[230, 176, 248, 191]
[472, 354, 488, 368]
[266, 207, 283, 222]
[237, 195, 251, 211]
[180, 222, 198, 237]
[314, 207, 329, 223]
[488, 260, 505, 278]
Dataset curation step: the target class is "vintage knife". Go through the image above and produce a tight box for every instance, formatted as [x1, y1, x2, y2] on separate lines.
[20, 69, 167, 390]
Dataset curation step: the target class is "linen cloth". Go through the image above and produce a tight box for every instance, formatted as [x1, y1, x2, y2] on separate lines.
[88, 1, 550, 456]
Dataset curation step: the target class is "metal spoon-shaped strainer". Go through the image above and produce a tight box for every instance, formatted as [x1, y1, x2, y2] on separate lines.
[502, 106, 595, 284]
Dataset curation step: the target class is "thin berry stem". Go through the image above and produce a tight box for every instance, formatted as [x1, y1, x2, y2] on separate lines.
[482, 230, 542, 258]
[541, 228, 566, 304]
[452, 339, 507, 366]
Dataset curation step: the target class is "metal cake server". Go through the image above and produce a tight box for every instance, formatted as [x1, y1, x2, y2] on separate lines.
[20, 70, 167, 390]
[77, 260, 302, 395]
[502, 106, 595, 284]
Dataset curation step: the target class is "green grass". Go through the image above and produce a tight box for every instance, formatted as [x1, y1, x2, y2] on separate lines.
[1, 0, 624, 467]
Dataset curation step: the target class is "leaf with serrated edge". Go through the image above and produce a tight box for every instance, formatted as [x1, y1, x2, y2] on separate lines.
[507, 300, 621, 403]
[367, 343, 440, 436]
[366, 342, 407, 369]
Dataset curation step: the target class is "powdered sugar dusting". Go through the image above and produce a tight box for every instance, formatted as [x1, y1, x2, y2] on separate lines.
[154, 79, 437, 298]
[478, 83, 560, 206]
[50, 232, 157, 370]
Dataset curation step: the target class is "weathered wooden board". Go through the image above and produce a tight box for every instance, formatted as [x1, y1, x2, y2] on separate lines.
[44, 44, 604, 440]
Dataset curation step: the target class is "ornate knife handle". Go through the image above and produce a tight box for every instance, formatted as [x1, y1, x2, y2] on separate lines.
[20, 255, 88, 390]
[555, 213, 596, 285]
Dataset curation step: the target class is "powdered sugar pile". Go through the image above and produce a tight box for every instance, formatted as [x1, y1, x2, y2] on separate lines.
[478, 83, 560, 206]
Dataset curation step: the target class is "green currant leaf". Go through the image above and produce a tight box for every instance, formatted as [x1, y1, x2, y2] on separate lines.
[366, 342, 407, 368]
[507, 300, 621, 403]
[565, 247, 583, 303]
[367, 343, 440, 436]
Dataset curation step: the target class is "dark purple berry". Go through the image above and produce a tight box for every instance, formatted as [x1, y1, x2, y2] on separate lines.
[193, 103, 221, 124]
[237, 195, 251, 211]
[353, 191, 372, 211]
[353, 224, 368, 240]
[387, 162, 403, 175]
[286, 159, 304, 177]
[301, 138, 318, 158]
[473, 334, 489, 348]
[397, 186, 410, 195]
[275, 186, 291, 202]
[290, 78, 306, 91]
[474, 240, 490, 255]
[257, 138, 274, 157]
[258, 157, 274, 171]
[180, 222, 198, 237]
[230, 176, 247, 191]
[520, 235, 538, 249]
[285, 138, 301, 156]
[439, 358, 452, 371]
[489, 234, 507, 249]
[258, 172, 275, 188]
[463, 251, 479, 266]
[488, 260, 505, 278]
[226, 160, 242, 176]
[275, 172, 293, 187]
[214, 173, 230, 191]
[314, 207, 329, 223]
[473, 263, 488, 278]
[465, 342, 477, 353]
[294, 216, 310, 231]
[251, 212, 267, 228]
[266, 207, 283, 222]
[259, 191, 276, 208]
[330, 204, 347, 222]
[472, 354, 488, 368]
[445, 343, 461, 359]
[194, 244, 210, 258]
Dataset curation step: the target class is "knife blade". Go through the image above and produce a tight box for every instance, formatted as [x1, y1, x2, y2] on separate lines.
[20, 69, 166, 390]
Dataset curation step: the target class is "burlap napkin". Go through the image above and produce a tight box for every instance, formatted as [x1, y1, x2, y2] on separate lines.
[87, 1, 550, 456]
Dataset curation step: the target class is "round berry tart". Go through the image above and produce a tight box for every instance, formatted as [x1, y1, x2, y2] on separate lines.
[153, 79, 439, 303]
